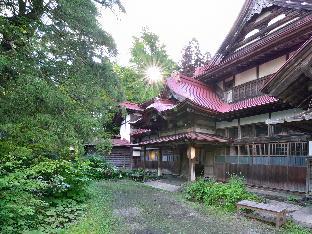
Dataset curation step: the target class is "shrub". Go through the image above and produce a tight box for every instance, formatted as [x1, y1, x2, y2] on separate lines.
[184, 176, 259, 211]
[85, 155, 123, 180]
[0, 153, 90, 233]
[125, 168, 159, 182]
[85, 155, 159, 182]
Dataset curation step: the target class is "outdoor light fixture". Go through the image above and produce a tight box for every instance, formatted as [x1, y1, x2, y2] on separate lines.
[187, 146, 196, 159]
[149, 150, 156, 160]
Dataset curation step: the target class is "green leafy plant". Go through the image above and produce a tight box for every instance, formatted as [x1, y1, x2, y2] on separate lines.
[184, 176, 259, 211]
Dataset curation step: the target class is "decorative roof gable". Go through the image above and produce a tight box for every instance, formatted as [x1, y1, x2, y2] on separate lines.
[196, 0, 312, 80]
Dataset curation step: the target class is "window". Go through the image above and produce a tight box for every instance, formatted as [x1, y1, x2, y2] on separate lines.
[255, 124, 268, 137]
[216, 129, 226, 137]
[240, 145, 248, 155]
[274, 124, 288, 135]
[228, 127, 238, 139]
[270, 143, 288, 156]
[290, 142, 308, 156]
[241, 125, 254, 138]
[254, 144, 269, 155]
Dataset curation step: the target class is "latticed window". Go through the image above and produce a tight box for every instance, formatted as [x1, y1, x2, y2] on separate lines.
[290, 142, 308, 156]
[270, 143, 288, 156]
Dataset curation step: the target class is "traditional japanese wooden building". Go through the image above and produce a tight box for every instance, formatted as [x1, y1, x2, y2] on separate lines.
[118, 0, 312, 193]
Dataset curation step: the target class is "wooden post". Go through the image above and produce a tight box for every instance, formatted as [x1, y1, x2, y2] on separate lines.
[306, 158, 311, 195]
[238, 118, 242, 139]
[187, 145, 196, 181]
[158, 148, 162, 177]
[143, 146, 146, 170]
[189, 158, 196, 181]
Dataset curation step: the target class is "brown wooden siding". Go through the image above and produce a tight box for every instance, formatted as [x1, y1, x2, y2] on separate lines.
[105, 147, 132, 169]
[214, 155, 307, 192]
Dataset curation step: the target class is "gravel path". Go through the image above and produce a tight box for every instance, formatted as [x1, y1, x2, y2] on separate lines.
[105, 180, 279, 234]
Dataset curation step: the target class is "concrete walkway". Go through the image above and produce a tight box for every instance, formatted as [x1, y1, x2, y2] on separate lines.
[291, 206, 312, 228]
[248, 187, 312, 228]
[144, 180, 181, 192]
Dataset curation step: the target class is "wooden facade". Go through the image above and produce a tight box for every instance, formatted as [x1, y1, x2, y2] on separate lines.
[105, 146, 132, 169]
[119, 0, 312, 193]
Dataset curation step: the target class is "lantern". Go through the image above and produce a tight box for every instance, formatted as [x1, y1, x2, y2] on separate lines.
[187, 146, 196, 159]
[149, 150, 156, 161]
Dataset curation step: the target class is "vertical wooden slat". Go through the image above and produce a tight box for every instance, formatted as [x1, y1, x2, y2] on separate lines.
[143, 146, 146, 170]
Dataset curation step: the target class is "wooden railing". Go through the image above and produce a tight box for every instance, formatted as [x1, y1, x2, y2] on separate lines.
[223, 75, 271, 103]
[215, 155, 307, 167]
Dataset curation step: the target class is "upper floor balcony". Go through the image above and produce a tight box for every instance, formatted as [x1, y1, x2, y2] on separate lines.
[218, 75, 271, 103]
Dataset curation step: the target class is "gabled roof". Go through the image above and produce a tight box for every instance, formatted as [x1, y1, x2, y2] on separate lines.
[195, 0, 312, 80]
[167, 75, 224, 112]
[146, 98, 176, 112]
[262, 36, 312, 107]
[166, 74, 278, 114]
[120, 101, 143, 112]
[139, 131, 228, 146]
[130, 128, 151, 136]
[215, 0, 311, 59]
[112, 138, 131, 147]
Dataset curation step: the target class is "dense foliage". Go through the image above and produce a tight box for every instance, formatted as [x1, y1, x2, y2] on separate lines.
[184, 177, 258, 211]
[0, 0, 125, 233]
[114, 65, 158, 103]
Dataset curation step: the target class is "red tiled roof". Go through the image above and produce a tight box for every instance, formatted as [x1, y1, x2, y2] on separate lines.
[120, 101, 143, 111]
[130, 128, 151, 136]
[146, 99, 176, 112]
[226, 95, 277, 112]
[139, 132, 228, 145]
[166, 74, 278, 114]
[112, 138, 130, 147]
[167, 75, 225, 112]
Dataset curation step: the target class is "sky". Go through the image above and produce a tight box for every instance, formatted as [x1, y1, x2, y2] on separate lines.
[98, 0, 245, 66]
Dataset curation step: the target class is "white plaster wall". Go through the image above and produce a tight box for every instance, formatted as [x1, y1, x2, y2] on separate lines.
[216, 119, 238, 129]
[235, 67, 257, 86]
[240, 113, 269, 125]
[259, 56, 286, 77]
[120, 114, 131, 142]
[255, 11, 272, 23]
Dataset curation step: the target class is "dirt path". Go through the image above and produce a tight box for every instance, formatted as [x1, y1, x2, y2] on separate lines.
[105, 180, 279, 234]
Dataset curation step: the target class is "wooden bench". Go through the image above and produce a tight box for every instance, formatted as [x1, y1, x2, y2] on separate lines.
[237, 200, 287, 228]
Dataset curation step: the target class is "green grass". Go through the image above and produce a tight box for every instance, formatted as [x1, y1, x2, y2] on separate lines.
[61, 181, 118, 234]
[282, 221, 312, 234]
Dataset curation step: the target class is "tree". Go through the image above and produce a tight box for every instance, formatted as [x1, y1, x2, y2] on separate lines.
[180, 38, 211, 77]
[127, 28, 177, 101]
[114, 65, 160, 103]
[0, 0, 124, 232]
[130, 28, 177, 75]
